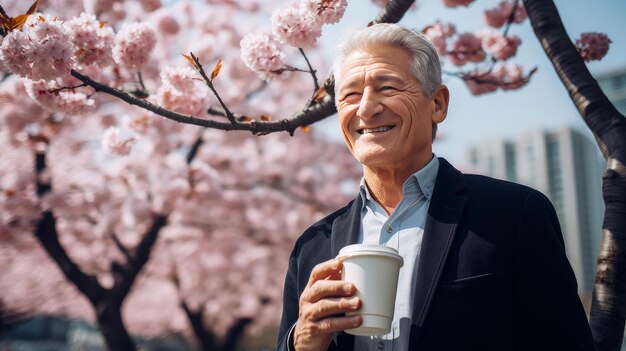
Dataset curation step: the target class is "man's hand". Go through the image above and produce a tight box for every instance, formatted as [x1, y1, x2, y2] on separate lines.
[294, 259, 362, 351]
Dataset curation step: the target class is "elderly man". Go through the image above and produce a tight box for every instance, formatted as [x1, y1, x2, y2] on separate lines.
[275, 23, 593, 351]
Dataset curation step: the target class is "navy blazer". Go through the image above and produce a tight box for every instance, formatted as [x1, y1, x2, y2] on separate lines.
[276, 158, 594, 350]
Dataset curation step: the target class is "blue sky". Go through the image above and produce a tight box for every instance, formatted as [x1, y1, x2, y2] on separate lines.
[314, 0, 626, 167]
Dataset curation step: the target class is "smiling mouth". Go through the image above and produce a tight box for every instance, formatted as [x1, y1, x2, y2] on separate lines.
[357, 125, 395, 134]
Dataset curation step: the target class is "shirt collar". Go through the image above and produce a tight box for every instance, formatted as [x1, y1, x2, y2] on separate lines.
[358, 155, 439, 210]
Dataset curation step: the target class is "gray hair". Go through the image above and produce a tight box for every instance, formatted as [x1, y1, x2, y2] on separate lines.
[332, 23, 443, 139]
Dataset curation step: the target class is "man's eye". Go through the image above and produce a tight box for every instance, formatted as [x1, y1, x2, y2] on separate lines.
[381, 86, 396, 91]
[342, 92, 360, 100]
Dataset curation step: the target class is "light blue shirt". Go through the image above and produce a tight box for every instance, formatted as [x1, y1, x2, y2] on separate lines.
[354, 156, 439, 351]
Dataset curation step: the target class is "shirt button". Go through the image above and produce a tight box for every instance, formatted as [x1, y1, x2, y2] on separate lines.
[386, 226, 393, 233]
[377, 340, 385, 349]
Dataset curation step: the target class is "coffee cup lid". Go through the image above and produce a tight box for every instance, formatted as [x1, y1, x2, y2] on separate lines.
[337, 244, 403, 266]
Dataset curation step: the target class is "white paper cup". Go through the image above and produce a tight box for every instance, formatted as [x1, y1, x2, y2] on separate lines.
[337, 244, 404, 336]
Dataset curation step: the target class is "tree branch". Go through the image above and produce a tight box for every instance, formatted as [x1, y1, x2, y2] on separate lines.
[113, 125, 207, 298]
[299, 48, 319, 92]
[136, 72, 146, 93]
[114, 214, 167, 299]
[49, 83, 88, 94]
[68, 2, 412, 137]
[186, 133, 204, 164]
[273, 65, 310, 74]
[71, 69, 337, 136]
[502, 0, 520, 37]
[460, 67, 537, 88]
[0, 5, 7, 37]
[206, 106, 248, 121]
[190, 53, 237, 125]
[33, 151, 105, 305]
[181, 301, 218, 351]
[111, 232, 133, 263]
[222, 318, 252, 351]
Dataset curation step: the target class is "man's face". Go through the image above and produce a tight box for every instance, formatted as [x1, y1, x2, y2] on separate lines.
[336, 44, 446, 171]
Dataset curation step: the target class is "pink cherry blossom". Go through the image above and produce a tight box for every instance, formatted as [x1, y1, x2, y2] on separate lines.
[81, 0, 127, 24]
[102, 126, 136, 155]
[0, 1, 411, 349]
[205, 0, 262, 12]
[479, 30, 521, 61]
[126, 114, 154, 134]
[157, 66, 210, 116]
[82, 0, 117, 15]
[24, 79, 96, 115]
[55, 91, 98, 115]
[240, 33, 287, 81]
[160, 66, 196, 92]
[302, 0, 348, 25]
[0, 15, 74, 81]
[0, 31, 32, 78]
[463, 64, 531, 95]
[112, 22, 157, 70]
[140, 0, 162, 11]
[442, 0, 475, 8]
[463, 70, 499, 96]
[494, 64, 528, 90]
[448, 33, 486, 66]
[423, 22, 456, 56]
[0, 161, 40, 240]
[271, 3, 322, 48]
[68, 13, 115, 68]
[576, 32, 612, 61]
[153, 10, 180, 35]
[484, 1, 527, 28]
[0, 77, 48, 143]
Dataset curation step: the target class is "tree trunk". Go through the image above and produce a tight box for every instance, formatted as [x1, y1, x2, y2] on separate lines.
[32, 149, 170, 351]
[181, 302, 219, 351]
[96, 301, 136, 351]
[181, 301, 252, 351]
[221, 317, 252, 351]
[523, 1, 626, 350]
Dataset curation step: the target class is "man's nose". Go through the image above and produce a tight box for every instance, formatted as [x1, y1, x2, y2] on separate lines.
[356, 88, 383, 120]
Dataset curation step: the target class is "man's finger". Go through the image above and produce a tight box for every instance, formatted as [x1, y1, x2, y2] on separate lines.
[306, 259, 343, 288]
[302, 279, 356, 304]
[311, 296, 361, 320]
[309, 315, 362, 336]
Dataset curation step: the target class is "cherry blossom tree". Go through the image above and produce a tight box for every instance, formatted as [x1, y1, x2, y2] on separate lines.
[1, 0, 624, 350]
[0, 127, 358, 350]
[0, 1, 359, 350]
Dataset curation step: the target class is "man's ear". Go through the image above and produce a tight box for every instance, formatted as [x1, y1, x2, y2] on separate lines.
[431, 84, 449, 124]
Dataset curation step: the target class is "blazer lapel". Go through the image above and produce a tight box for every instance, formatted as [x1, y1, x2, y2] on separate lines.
[330, 196, 363, 258]
[411, 158, 467, 339]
